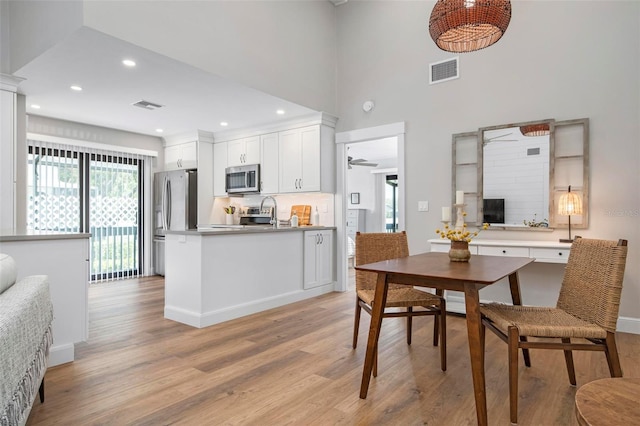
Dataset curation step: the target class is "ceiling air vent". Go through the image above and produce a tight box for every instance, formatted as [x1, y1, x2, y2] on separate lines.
[132, 100, 164, 110]
[429, 57, 459, 85]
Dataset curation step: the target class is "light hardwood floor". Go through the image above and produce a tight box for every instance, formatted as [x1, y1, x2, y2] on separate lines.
[28, 276, 640, 425]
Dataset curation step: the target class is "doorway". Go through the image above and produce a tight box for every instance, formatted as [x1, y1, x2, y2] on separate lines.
[335, 122, 405, 293]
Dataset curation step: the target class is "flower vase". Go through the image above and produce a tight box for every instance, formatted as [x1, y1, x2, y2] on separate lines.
[449, 240, 471, 262]
[225, 214, 234, 225]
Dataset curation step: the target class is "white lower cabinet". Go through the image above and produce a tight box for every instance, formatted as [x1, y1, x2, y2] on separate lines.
[304, 230, 334, 289]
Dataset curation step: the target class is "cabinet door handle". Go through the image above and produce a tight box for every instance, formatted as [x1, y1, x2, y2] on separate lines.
[502, 250, 507, 254]
[320, 234, 323, 244]
[558, 252, 563, 256]
[315, 234, 319, 244]
[299, 178, 302, 189]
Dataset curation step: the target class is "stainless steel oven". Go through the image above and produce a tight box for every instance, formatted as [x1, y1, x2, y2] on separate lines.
[225, 164, 260, 194]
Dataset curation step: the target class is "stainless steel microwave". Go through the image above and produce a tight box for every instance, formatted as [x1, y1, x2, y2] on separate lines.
[225, 164, 260, 194]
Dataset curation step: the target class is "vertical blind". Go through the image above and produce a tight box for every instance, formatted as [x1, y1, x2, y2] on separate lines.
[27, 138, 150, 282]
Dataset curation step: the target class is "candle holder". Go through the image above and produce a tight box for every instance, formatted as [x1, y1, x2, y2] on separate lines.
[454, 203, 466, 230]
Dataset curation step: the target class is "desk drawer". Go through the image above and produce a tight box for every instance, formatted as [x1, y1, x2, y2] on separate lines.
[531, 247, 570, 263]
[478, 246, 530, 258]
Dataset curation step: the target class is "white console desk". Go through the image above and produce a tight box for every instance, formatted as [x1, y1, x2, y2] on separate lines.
[428, 239, 572, 263]
[428, 239, 573, 313]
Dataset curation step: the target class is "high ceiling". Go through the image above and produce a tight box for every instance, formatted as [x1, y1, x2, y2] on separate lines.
[15, 27, 317, 139]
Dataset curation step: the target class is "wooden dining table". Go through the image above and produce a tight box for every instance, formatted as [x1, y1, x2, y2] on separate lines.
[356, 251, 535, 426]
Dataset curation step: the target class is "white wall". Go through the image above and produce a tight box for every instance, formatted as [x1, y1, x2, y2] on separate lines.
[81, 0, 338, 115]
[336, 1, 640, 320]
[1, 0, 83, 74]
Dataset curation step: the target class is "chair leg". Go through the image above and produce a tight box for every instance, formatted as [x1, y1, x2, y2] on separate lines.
[407, 307, 413, 345]
[39, 378, 45, 403]
[353, 298, 362, 349]
[439, 298, 447, 372]
[561, 338, 576, 386]
[373, 344, 378, 378]
[508, 326, 520, 425]
[604, 332, 623, 377]
[520, 337, 531, 367]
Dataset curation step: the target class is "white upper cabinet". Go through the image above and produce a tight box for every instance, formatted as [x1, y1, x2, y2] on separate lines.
[227, 136, 260, 167]
[0, 89, 17, 229]
[213, 142, 228, 196]
[260, 133, 279, 194]
[212, 113, 336, 195]
[279, 125, 332, 193]
[164, 141, 197, 170]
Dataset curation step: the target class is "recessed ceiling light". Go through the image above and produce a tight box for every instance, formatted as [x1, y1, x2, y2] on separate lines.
[70, 85, 83, 91]
[155, 128, 164, 133]
[276, 109, 285, 115]
[220, 122, 228, 127]
[122, 59, 136, 67]
[31, 104, 41, 109]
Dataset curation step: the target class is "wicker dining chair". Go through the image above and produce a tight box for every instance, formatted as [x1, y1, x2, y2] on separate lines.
[353, 231, 446, 376]
[480, 237, 628, 425]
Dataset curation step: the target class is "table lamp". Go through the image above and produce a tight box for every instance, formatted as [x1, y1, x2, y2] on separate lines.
[558, 185, 582, 243]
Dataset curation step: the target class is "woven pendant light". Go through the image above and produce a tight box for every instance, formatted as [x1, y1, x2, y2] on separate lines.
[429, 0, 512, 53]
[520, 123, 550, 137]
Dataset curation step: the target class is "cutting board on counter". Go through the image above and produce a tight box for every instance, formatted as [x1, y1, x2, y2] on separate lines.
[290, 205, 311, 226]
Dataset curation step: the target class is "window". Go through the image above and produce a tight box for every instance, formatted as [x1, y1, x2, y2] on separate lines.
[28, 140, 146, 282]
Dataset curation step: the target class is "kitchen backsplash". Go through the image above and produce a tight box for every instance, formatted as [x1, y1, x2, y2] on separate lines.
[209, 193, 335, 226]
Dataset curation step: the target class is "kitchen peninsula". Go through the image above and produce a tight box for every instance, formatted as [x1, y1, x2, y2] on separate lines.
[0, 230, 89, 366]
[164, 225, 335, 328]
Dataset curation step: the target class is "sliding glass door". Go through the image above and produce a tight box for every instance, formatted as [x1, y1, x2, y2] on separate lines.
[28, 143, 143, 281]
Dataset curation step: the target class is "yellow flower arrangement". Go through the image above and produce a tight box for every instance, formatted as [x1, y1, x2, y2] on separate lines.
[436, 222, 490, 242]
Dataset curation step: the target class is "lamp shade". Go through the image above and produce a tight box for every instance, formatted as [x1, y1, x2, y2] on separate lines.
[429, 0, 512, 53]
[558, 190, 583, 216]
[520, 123, 550, 137]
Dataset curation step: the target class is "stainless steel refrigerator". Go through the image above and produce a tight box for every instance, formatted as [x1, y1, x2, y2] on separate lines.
[153, 169, 198, 275]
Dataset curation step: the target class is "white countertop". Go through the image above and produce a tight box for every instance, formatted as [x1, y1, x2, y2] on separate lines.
[0, 229, 91, 242]
[166, 225, 336, 236]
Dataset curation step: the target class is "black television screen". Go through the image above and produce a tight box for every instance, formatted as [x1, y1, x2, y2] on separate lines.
[483, 199, 505, 224]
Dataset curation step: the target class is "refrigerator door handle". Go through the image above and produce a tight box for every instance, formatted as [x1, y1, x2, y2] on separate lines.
[162, 176, 170, 230]
[166, 177, 172, 229]
[161, 176, 167, 230]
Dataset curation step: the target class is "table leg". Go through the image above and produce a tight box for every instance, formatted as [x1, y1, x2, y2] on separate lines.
[359, 272, 389, 399]
[508, 272, 531, 367]
[464, 283, 487, 426]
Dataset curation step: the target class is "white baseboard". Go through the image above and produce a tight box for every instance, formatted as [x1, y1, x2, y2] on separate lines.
[165, 283, 336, 328]
[49, 343, 74, 367]
[617, 316, 640, 335]
[445, 295, 640, 335]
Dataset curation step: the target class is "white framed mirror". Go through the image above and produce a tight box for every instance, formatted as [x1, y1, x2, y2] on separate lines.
[453, 118, 589, 230]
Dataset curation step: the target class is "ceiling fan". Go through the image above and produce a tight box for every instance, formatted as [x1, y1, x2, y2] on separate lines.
[482, 132, 518, 145]
[348, 156, 378, 169]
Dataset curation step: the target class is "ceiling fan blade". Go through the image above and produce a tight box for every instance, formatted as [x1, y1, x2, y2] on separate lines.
[485, 132, 513, 142]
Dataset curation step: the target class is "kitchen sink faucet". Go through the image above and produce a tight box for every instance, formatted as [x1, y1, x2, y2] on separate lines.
[260, 196, 278, 228]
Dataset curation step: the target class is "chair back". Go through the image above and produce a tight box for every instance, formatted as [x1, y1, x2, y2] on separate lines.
[556, 238, 628, 332]
[355, 232, 409, 291]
